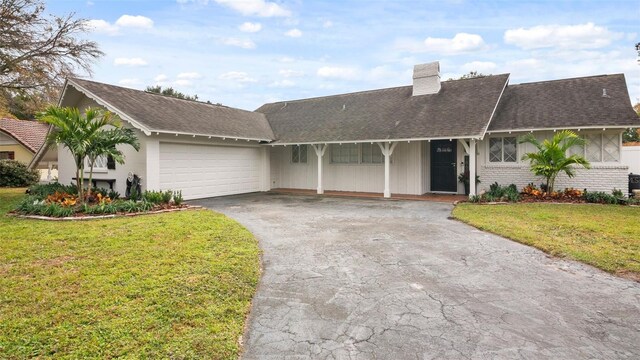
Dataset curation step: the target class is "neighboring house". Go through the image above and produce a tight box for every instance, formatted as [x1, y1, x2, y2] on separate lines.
[52, 61, 640, 200]
[0, 118, 57, 181]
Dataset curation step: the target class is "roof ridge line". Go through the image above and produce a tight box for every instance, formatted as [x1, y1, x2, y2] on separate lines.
[69, 77, 252, 112]
[509, 73, 623, 87]
[258, 73, 511, 107]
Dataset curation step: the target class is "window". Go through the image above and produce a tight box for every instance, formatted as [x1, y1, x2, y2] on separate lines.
[330, 144, 359, 164]
[489, 137, 517, 163]
[291, 145, 307, 164]
[0, 151, 15, 160]
[571, 133, 620, 163]
[86, 155, 114, 172]
[361, 143, 383, 164]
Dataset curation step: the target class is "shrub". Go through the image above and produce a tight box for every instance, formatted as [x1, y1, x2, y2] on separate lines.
[143, 190, 174, 204]
[113, 200, 152, 213]
[0, 160, 40, 187]
[173, 190, 183, 206]
[161, 190, 172, 204]
[108, 189, 120, 200]
[612, 188, 624, 198]
[15, 197, 74, 217]
[584, 191, 618, 204]
[484, 182, 520, 202]
[28, 182, 77, 198]
[82, 202, 118, 215]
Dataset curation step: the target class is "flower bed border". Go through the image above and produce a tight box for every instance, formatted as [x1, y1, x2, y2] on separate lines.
[7, 205, 202, 221]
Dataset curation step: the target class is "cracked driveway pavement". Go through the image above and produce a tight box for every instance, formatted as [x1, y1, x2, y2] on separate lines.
[193, 193, 640, 359]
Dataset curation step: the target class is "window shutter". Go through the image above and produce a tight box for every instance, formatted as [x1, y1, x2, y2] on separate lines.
[8, 152, 14, 160]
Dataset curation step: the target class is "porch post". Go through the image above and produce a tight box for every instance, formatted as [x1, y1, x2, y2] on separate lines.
[312, 144, 327, 194]
[377, 141, 398, 198]
[469, 139, 477, 197]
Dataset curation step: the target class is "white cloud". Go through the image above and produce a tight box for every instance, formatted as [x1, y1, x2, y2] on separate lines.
[279, 69, 304, 78]
[86, 19, 119, 35]
[317, 66, 359, 80]
[239, 22, 262, 33]
[113, 57, 148, 66]
[269, 79, 295, 87]
[214, 0, 291, 17]
[423, 33, 487, 54]
[504, 23, 622, 50]
[115, 15, 154, 29]
[222, 37, 256, 49]
[323, 20, 333, 28]
[285, 28, 302, 38]
[118, 78, 141, 86]
[460, 61, 497, 73]
[219, 71, 257, 82]
[278, 56, 295, 63]
[174, 79, 192, 86]
[154, 74, 168, 83]
[177, 72, 202, 79]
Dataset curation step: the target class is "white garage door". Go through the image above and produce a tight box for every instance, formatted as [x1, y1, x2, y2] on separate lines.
[159, 142, 262, 200]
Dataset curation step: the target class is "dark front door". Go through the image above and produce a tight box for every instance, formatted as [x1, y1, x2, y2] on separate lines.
[430, 140, 457, 192]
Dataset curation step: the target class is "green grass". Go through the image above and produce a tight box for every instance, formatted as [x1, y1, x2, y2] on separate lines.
[453, 203, 640, 279]
[0, 188, 260, 359]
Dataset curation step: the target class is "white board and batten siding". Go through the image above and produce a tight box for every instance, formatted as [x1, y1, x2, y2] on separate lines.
[622, 146, 640, 175]
[270, 141, 423, 195]
[158, 142, 264, 200]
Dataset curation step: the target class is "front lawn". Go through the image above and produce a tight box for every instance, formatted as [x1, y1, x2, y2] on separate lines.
[0, 188, 260, 358]
[453, 203, 640, 280]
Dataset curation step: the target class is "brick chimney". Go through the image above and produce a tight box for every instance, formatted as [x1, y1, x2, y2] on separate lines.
[412, 61, 441, 96]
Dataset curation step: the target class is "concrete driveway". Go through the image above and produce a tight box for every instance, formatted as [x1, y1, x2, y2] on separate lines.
[193, 193, 640, 359]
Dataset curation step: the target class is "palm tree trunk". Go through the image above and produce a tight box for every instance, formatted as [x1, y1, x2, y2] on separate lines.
[75, 155, 84, 201]
[87, 157, 95, 196]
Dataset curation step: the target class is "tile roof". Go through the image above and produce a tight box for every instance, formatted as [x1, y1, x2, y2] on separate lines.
[0, 118, 50, 153]
[66, 78, 275, 141]
[256, 74, 510, 143]
[489, 74, 639, 132]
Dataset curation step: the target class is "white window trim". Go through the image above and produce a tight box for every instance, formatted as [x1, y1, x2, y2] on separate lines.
[574, 131, 621, 164]
[329, 143, 386, 165]
[84, 156, 108, 173]
[291, 145, 308, 164]
[487, 136, 518, 164]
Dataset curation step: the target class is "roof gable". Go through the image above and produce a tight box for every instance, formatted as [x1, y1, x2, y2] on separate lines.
[488, 74, 639, 132]
[256, 74, 510, 143]
[64, 78, 275, 141]
[0, 118, 50, 153]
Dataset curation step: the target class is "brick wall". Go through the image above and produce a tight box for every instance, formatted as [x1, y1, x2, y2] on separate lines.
[480, 164, 629, 194]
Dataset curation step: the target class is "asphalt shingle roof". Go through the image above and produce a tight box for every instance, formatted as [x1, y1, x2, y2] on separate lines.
[67, 78, 275, 141]
[257, 74, 510, 143]
[0, 118, 50, 153]
[489, 74, 639, 132]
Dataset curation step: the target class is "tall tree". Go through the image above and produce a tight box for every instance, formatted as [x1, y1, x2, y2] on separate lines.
[448, 71, 489, 81]
[145, 85, 200, 101]
[0, 0, 103, 118]
[623, 102, 640, 143]
[519, 130, 591, 194]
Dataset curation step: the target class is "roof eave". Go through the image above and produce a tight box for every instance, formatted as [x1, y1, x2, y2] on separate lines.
[266, 134, 484, 146]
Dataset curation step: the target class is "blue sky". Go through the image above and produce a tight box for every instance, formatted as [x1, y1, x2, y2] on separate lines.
[48, 0, 640, 110]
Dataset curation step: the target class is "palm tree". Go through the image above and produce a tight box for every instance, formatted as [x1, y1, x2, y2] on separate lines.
[39, 106, 136, 200]
[85, 127, 140, 195]
[519, 130, 591, 194]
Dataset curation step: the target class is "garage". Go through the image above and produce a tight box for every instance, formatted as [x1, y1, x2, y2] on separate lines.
[159, 142, 262, 200]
